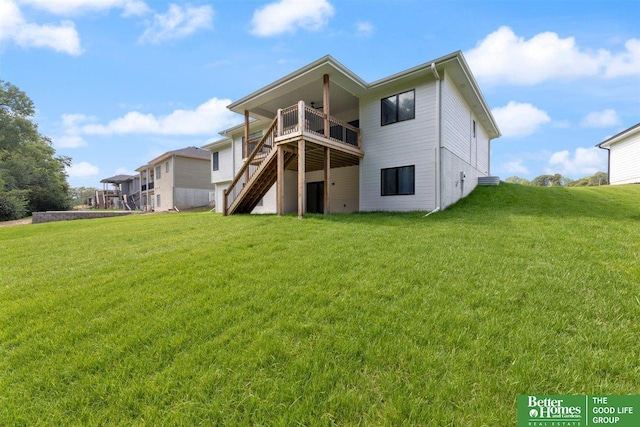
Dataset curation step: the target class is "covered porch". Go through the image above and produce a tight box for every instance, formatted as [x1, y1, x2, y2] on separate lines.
[223, 57, 367, 216]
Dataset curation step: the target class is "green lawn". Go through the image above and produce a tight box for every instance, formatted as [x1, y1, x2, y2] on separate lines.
[1, 183, 639, 426]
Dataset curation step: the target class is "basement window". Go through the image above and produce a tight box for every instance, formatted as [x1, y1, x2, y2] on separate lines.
[381, 165, 415, 196]
[381, 89, 415, 126]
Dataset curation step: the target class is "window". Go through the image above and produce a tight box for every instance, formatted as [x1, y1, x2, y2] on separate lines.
[472, 119, 477, 138]
[212, 152, 219, 171]
[165, 161, 169, 173]
[155, 166, 161, 179]
[381, 165, 415, 196]
[156, 194, 161, 207]
[381, 90, 415, 126]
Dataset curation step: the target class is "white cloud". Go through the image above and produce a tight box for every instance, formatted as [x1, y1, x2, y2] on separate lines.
[605, 38, 640, 78]
[580, 109, 621, 128]
[250, 0, 334, 37]
[54, 134, 86, 148]
[547, 147, 607, 177]
[466, 26, 640, 85]
[18, 0, 150, 16]
[502, 160, 529, 175]
[75, 97, 238, 136]
[0, 0, 82, 55]
[138, 3, 213, 44]
[67, 161, 99, 177]
[355, 21, 373, 37]
[491, 101, 551, 138]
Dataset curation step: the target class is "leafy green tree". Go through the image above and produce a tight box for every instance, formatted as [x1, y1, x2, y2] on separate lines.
[0, 80, 71, 220]
[69, 186, 98, 206]
[531, 173, 568, 187]
[505, 176, 530, 185]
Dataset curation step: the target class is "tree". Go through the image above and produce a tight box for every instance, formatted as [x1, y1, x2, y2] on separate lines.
[530, 174, 568, 187]
[0, 80, 71, 220]
[505, 176, 530, 185]
[69, 186, 98, 206]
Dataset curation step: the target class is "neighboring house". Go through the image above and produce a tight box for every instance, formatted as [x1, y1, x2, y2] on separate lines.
[136, 147, 214, 212]
[202, 51, 500, 216]
[97, 174, 139, 210]
[597, 122, 640, 185]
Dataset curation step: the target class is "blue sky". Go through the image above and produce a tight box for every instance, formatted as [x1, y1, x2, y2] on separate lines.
[1, 0, 638, 188]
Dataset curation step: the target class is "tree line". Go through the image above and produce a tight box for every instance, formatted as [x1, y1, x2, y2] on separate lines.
[505, 172, 608, 187]
[1, 80, 71, 221]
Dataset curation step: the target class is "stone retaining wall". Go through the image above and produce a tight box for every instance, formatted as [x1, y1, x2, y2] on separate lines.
[32, 211, 134, 224]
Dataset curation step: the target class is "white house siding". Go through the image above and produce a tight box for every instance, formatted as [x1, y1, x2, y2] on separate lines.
[211, 141, 234, 184]
[306, 165, 359, 213]
[609, 133, 640, 184]
[359, 77, 437, 211]
[440, 71, 490, 209]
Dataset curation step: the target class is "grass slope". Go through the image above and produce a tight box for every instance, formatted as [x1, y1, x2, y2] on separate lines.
[1, 183, 639, 426]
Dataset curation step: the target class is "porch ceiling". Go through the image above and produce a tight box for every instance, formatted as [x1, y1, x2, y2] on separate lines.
[250, 79, 360, 122]
[228, 57, 366, 121]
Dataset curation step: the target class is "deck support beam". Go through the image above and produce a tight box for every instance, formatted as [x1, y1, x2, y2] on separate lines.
[324, 147, 330, 214]
[277, 145, 284, 216]
[244, 110, 250, 183]
[323, 74, 330, 138]
[298, 139, 306, 218]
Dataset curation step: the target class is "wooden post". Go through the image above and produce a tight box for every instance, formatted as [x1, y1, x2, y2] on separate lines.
[222, 189, 228, 216]
[324, 147, 330, 214]
[323, 74, 330, 138]
[297, 139, 306, 218]
[277, 108, 283, 137]
[298, 100, 305, 133]
[244, 110, 250, 183]
[277, 145, 284, 216]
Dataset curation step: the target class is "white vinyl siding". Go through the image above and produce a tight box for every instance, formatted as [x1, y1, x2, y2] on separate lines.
[211, 143, 234, 184]
[440, 71, 490, 209]
[359, 78, 437, 211]
[609, 131, 640, 184]
[305, 165, 359, 213]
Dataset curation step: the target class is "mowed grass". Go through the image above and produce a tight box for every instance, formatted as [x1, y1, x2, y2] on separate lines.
[1, 183, 639, 426]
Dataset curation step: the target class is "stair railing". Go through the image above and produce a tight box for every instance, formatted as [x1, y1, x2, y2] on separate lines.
[223, 116, 279, 215]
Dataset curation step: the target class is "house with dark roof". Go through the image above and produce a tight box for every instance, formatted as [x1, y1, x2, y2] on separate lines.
[202, 51, 500, 216]
[136, 147, 214, 212]
[597, 122, 640, 185]
[97, 174, 139, 209]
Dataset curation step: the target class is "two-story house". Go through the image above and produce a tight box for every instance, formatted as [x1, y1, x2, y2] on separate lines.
[136, 147, 214, 212]
[203, 51, 500, 216]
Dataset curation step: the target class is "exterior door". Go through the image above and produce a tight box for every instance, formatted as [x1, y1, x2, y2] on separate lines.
[306, 181, 324, 214]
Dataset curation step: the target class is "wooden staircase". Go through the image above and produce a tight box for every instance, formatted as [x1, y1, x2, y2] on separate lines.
[227, 148, 295, 214]
[224, 117, 284, 215]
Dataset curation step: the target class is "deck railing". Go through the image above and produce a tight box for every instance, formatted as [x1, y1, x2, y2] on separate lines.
[278, 101, 361, 149]
[223, 101, 361, 215]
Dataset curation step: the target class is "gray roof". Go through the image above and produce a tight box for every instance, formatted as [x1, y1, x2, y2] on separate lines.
[149, 146, 211, 164]
[100, 174, 137, 184]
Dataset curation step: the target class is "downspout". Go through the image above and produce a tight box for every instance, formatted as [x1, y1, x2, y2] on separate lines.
[430, 62, 442, 212]
[172, 154, 176, 210]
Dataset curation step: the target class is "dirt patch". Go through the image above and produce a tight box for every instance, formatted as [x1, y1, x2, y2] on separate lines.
[0, 218, 32, 227]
